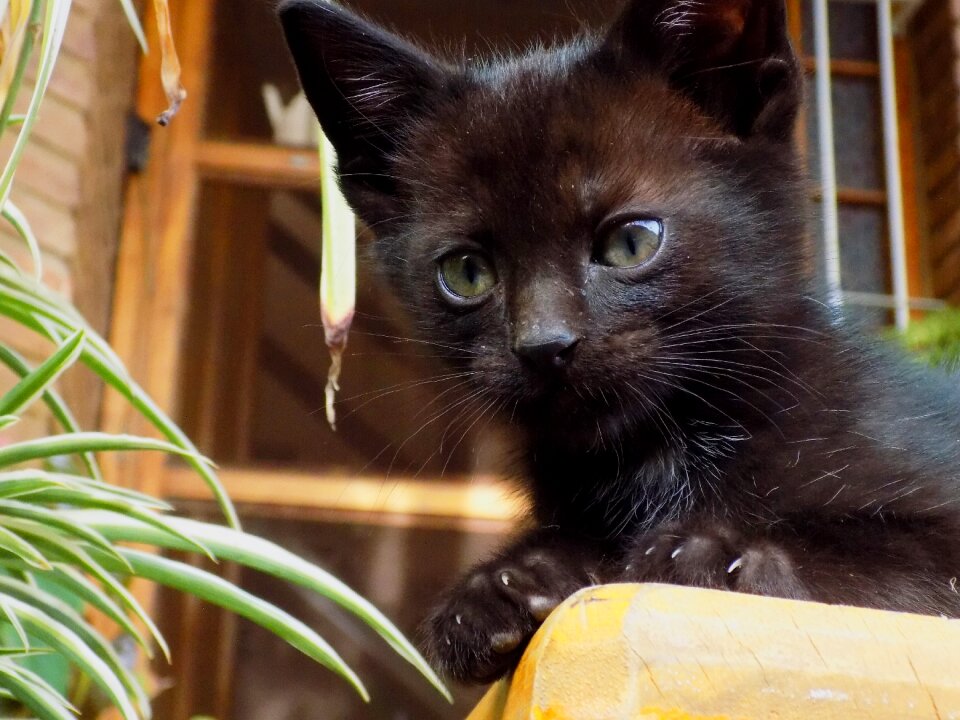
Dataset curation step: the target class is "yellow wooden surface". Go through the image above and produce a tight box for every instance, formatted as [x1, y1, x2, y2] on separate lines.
[467, 583, 960, 720]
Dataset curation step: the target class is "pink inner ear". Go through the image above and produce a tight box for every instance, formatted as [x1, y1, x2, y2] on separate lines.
[693, 0, 764, 61]
[715, 0, 749, 38]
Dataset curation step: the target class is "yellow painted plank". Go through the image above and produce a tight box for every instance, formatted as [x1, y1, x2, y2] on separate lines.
[468, 584, 960, 720]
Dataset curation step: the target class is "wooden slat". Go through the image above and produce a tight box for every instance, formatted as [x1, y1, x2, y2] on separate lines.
[162, 465, 525, 523]
[103, 0, 215, 489]
[924, 137, 960, 194]
[930, 205, 960, 266]
[102, 2, 216, 718]
[811, 187, 887, 206]
[933, 239, 960, 297]
[195, 141, 319, 189]
[802, 57, 880, 78]
[786, 0, 802, 53]
[895, 38, 929, 302]
[928, 174, 960, 230]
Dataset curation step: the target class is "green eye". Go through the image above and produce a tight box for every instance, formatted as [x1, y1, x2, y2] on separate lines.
[597, 219, 663, 268]
[437, 252, 497, 300]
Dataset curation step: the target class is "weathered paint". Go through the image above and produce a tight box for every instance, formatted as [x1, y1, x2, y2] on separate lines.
[466, 583, 960, 720]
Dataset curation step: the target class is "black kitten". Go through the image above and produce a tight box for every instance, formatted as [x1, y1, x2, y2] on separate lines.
[280, 0, 960, 684]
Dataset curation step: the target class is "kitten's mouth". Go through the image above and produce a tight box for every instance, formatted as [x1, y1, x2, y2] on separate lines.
[514, 381, 631, 438]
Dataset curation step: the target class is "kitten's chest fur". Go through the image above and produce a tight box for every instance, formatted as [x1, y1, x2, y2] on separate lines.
[524, 334, 960, 542]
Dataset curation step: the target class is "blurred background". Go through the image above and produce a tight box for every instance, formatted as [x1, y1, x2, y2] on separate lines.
[4, 0, 960, 717]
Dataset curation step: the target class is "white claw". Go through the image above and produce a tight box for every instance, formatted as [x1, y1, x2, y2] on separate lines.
[727, 557, 744, 574]
[500, 571, 511, 586]
[455, 614, 462, 625]
[644, 546, 656, 556]
[670, 546, 684, 559]
[445, 637, 452, 646]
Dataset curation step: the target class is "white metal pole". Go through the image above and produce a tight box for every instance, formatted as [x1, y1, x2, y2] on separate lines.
[877, 0, 911, 330]
[813, 0, 843, 307]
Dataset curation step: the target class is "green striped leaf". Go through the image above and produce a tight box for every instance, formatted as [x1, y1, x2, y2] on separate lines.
[0, 595, 139, 720]
[0, 329, 84, 416]
[96, 545, 370, 702]
[76, 511, 451, 702]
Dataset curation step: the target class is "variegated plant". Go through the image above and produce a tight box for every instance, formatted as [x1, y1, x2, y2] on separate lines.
[0, 1, 446, 717]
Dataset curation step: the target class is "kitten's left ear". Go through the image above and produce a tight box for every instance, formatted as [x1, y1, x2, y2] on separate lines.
[603, 0, 801, 141]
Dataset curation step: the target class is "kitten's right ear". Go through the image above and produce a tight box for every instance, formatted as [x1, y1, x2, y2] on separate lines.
[278, 1, 449, 221]
[602, 0, 801, 141]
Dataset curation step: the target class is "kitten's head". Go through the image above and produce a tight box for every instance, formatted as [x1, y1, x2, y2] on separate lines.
[280, 0, 811, 447]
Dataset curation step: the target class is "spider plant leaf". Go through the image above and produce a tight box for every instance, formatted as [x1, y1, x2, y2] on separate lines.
[20, 487, 211, 558]
[1, 199, 42, 280]
[115, 0, 147, 52]
[95, 545, 370, 701]
[0, 509, 129, 571]
[45, 563, 163, 661]
[0, 272, 236, 525]
[0, 575, 151, 717]
[6, 526, 162, 657]
[3, 514, 124, 573]
[0, 0, 41, 133]
[0, 475, 66, 499]
[0, 329, 84, 416]
[0, 595, 140, 720]
[0, 647, 52, 657]
[0, 346, 102, 480]
[76, 511, 452, 702]
[81, 348, 240, 526]
[0, 0, 73, 209]
[0, 431, 210, 469]
[0, 470, 173, 506]
[0, 660, 76, 720]
[0, 415, 18, 430]
[56, 476, 171, 510]
[152, 0, 186, 125]
[318, 132, 356, 430]
[0, 595, 29, 648]
[0, 524, 49, 570]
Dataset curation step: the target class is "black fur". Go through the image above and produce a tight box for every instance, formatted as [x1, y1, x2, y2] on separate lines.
[280, 0, 960, 684]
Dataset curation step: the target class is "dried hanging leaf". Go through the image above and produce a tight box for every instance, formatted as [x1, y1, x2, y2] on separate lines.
[152, 0, 185, 125]
[318, 131, 356, 430]
[0, 0, 33, 106]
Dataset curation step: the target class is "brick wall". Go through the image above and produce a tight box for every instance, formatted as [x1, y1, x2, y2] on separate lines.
[0, 0, 139, 435]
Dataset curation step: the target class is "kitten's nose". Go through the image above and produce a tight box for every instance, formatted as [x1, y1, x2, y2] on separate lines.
[513, 331, 579, 370]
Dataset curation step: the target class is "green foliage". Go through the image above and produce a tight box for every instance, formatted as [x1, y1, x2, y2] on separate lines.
[0, 1, 449, 717]
[888, 308, 960, 371]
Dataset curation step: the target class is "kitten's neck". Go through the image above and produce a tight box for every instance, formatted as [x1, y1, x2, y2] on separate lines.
[524, 410, 750, 537]
[521, 300, 847, 537]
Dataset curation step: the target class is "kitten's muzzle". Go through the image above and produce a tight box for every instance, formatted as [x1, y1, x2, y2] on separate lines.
[512, 331, 579, 371]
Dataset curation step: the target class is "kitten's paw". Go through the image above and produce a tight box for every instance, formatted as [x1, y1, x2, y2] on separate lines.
[622, 522, 810, 599]
[424, 548, 590, 683]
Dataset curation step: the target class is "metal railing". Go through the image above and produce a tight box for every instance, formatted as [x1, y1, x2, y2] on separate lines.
[812, 0, 928, 328]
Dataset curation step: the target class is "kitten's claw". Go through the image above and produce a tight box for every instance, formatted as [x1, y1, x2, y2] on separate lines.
[423, 537, 597, 683]
[622, 520, 810, 599]
[528, 595, 560, 621]
[491, 631, 523, 654]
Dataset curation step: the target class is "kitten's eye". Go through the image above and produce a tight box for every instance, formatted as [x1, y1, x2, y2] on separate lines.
[437, 252, 497, 301]
[596, 218, 663, 268]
